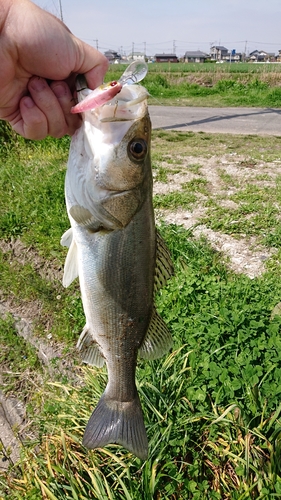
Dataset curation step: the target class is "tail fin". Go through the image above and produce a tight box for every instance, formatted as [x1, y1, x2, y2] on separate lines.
[83, 392, 148, 460]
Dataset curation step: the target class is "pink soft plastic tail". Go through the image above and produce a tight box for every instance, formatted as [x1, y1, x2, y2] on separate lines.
[71, 81, 122, 113]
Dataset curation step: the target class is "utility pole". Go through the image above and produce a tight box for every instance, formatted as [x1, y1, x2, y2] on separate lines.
[132, 42, 134, 59]
[58, 0, 63, 22]
[173, 40, 176, 54]
[144, 42, 146, 59]
[244, 40, 247, 61]
[94, 39, 99, 50]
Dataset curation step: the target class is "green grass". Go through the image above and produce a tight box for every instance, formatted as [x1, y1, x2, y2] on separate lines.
[0, 315, 42, 395]
[0, 135, 70, 255]
[2, 226, 281, 499]
[181, 178, 209, 196]
[0, 128, 86, 343]
[151, 130, 281, 161]
[154, 191, 197, 210]
[105, 63, 281, 107]
[1, 124, 281, 498]
[106, 62, 281, 75]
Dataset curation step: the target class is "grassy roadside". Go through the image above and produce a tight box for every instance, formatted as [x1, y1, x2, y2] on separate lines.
[1, 124, 281, 498]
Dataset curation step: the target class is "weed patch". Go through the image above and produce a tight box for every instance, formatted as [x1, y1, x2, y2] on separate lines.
[154, 191, 197, 210]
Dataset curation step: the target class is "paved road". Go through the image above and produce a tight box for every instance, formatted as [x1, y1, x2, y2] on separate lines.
[148, 105, 281, 136]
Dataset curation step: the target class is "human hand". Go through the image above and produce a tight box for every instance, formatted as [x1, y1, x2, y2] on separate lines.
[0, 0, 108, 139]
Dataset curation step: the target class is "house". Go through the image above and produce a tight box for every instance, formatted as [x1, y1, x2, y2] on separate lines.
[184, 50, 208, 63]
[127, 52, 146, 61]
[155, 53, 179, 63]
[210, 45, 228, 61]
[104, 50, 121, 62]
[249, 50, 276, 62]
[277, 50, 281, 62]
[222, 51, 242, 62]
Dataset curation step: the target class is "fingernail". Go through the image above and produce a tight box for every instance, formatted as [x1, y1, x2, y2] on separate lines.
[29, 77, 46, 91]
[23, 96, 35, 108]
[52, 83, 67, 98]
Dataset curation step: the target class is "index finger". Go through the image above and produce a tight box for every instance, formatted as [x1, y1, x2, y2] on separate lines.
[73, 40, 109, 89]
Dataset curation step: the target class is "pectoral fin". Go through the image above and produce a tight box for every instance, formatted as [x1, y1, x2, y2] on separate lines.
[69, 205, 101, 231]
[139, 307, 172, 360]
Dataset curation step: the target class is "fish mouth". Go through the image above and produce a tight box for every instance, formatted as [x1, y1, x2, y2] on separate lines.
[94, 85, 149, 123]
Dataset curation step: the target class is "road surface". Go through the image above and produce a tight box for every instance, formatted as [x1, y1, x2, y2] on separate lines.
[148, 105, 281, 136]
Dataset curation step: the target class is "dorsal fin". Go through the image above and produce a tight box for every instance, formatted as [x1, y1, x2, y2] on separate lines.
[154, 231, 174, 293]
[139, 231, 174, 360]
[139, 307, 172, 360]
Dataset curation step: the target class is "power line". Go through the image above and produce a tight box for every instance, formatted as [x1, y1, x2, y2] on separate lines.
[78, 37, 281, 55]
[58, 0, 63, 22]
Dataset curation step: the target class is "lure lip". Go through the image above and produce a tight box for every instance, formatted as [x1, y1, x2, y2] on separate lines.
[71, 81, 122, 114]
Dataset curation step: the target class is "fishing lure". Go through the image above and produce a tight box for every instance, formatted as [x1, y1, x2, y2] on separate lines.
[71, 60, 148, 114]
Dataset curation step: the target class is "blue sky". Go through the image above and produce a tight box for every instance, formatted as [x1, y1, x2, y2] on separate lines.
[34, 0, 281, 57]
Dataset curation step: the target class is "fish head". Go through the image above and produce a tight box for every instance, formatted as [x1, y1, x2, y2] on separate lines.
[84, 84, 151, 190]
[91, 111, 151, 192]
[67, 84, 152, 229]
[97, 109, 151, 227]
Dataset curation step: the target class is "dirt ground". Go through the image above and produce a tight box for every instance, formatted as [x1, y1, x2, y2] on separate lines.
[153, 151, 281, 278]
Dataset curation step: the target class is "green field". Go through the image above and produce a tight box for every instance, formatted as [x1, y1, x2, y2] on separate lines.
[106, 62, 281, 107]
[1, 66, 281, 499]
[107, 62, 281, 75]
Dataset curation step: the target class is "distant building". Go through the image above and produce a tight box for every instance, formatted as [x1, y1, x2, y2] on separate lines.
[184, 50, 208, 63]
[104, 50, 121, 62]
[249, 50, 276, 62]
[222, 51, 242, 62]
[210, 46, 228, 61]
[127, 52, 146, 61]
[154, 53, 179, 63]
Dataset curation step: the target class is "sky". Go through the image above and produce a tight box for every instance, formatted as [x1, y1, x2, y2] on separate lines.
[33, 0, 281, 58]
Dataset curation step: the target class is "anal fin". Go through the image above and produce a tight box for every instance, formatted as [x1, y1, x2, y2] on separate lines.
[77, 325, 105, 368]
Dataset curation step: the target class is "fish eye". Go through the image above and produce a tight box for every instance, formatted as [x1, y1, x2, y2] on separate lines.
[128, 139, 147, 161]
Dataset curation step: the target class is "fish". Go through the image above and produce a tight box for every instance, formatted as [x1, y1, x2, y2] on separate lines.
[61, 76, 174, 460]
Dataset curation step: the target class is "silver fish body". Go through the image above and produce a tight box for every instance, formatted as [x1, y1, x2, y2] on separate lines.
[61, 81, 173, 460]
